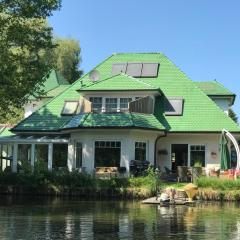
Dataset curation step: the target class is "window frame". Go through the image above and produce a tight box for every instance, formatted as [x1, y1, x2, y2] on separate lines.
[189, 144, 206, 167]
[105, 98, 118, 112]
[134, 141, 148, 162]
[75, 141, 83, 169]
[94, 140, 121, 167]
[89, 97, 103, 113]
[164, 97, 184, 116]
[61, 100, 79, 115]
[120, 98, 132, 112]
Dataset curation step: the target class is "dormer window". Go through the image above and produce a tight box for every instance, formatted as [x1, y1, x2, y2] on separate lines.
[61, 101, 79, 115]
[105, 98, 117, 112]
[120, 98, 132, 111]
[164, 98, 184, 116]
[89, 97, 102, 113]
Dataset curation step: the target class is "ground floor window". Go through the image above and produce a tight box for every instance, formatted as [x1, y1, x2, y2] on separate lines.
[53, 144, 68, 169]
[35, 144, 48, 167]
[0, 144, 12, 172]
[190, 145, 205, 167]
[95, 141, 121, 167]
[135, 142, 147, 161]
[75, 142, 82, 168]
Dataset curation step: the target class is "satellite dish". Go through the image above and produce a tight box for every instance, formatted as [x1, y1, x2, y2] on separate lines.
[89, 70, 100, 82]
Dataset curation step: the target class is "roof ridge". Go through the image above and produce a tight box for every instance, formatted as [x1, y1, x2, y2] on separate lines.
[112, 52, 164, 55]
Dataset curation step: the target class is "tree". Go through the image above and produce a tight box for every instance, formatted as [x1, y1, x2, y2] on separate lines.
[229, 108, 238, 124]
[0, 0, 61, 117]
[46, 37, 83, 83]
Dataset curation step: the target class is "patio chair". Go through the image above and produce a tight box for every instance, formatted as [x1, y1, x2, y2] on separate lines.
[177, 166, 191, 182]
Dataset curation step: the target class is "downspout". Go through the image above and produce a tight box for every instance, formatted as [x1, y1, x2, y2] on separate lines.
[154, 131, 167, 168]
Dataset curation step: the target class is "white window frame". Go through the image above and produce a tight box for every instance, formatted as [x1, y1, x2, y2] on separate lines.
[189, 144, 206, 167]
[134, 141, 148, 161]
[87, 96, 141, 113]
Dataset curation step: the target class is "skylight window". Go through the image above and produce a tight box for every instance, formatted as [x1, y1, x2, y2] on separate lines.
[126, 63, 142, 77]
[61, 101, 79, 115]
[141, 63, 159, 77]
[111, 62, 159, 77]
[164, 98, 184, 116]
[112, 63, 127, 75]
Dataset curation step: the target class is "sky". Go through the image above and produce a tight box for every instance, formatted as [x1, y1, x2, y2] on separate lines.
[49, 0, 240, 118]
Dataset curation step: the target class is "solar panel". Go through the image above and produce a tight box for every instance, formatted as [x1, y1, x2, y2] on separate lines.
[112, 63, 127, 75]
[141, 63, 159, 77]
[164, 98, 184, 115]
[61, 101, 79, 115]
[126, 63, 142, 77]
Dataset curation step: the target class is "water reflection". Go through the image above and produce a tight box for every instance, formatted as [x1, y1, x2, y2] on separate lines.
[0, 196, 239, 239]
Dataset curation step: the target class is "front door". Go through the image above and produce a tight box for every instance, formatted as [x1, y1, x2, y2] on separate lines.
[171, 144, 188, 172]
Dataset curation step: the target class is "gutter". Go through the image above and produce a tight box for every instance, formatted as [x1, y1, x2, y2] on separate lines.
[154, 131, 167, 168]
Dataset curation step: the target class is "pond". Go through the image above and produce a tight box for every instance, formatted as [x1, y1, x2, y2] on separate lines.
[0, 196, 240, 239]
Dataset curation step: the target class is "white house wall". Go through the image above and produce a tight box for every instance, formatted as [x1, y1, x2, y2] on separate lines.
[69, 129, 159, 173]
[156, 133, 223, 170]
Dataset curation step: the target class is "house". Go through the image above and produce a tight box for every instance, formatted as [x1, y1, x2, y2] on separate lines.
[0, 53, 239, 174]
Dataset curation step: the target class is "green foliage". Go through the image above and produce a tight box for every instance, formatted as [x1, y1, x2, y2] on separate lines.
[229, 108, 238, 124]
[0, 165, 160, 198]
[196, 177, 240, 190]
[0, 0, 61, 116]
[0, 106, 24, 124]
[51, 38, 83, 83]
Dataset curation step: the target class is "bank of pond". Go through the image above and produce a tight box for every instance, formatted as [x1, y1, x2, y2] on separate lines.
[0, 167, 240, 201]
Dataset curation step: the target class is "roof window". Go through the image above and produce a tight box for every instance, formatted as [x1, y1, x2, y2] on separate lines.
[61, 101, 79, 115]
[164, 98, 184, 116]
[111, 62, 159, 77]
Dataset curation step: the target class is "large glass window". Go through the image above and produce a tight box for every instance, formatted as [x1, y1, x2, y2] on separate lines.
[120, 98, 132, 111]
[95, 141, 121, 167]
[53, 144, 68, 169]
[0, 144, 13, 172]
[35, 144, 48, 167]
[105, 98, 117, 112]
[190, 145, 205, 167]
[135, 142, 147, 161]
[75, 142, 82, 168]
[89, 97, 102, 113]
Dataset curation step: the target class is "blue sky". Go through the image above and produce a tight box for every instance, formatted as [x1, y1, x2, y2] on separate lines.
[49, 0, 240, 118]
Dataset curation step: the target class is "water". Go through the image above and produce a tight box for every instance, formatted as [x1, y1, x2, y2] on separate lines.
[0, 197, 240, 240]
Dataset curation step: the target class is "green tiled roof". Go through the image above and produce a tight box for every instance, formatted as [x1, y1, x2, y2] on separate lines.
[80, 73, 159, 91]
[63, 113, 165, 130]
[28, 69, 70, 101]
[195, 81, 234, 96]
[13, 53, 240, 133]
[0, 126, 14, 137]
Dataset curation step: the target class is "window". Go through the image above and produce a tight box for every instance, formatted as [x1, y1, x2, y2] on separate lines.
[89, 97, 102, 112]
[75, 142, 82, 168]
[112, 63, 127, 75]
[120, 98, 132, 111]
[62, 101, 79, 115]
[141, 63, 159, 77]
[164, 98, 184, 115]
[190, 145, 205, 167]
[126, 63, 142, 77]
[111, 62, 159, 77]
[135, 142, 147, 161]
[105, 98, 117, 112]
[53, 144, 68, 169]
[95, 141, 121, 167]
